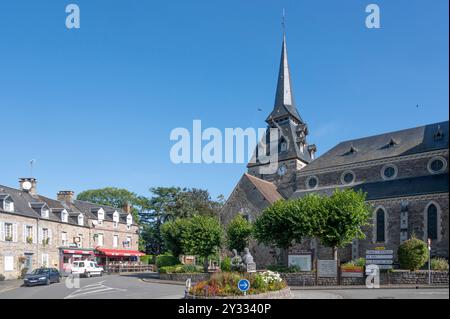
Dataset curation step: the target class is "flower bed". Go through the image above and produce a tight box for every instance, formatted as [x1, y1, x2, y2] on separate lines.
[188, 271, 288, 298]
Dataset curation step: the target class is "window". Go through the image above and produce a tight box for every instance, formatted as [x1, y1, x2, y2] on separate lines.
[279, 139, 288, 152]
[427, 157, 447, 174]
[113, 235, 118, 248]
[125, 236, 132, 248]
[78, 214, 84, 226]
[41, 208, 49, 219]
[341, 171, 355, 185]
[61, 210, 68, 223]
[61, 232, 68, 246]
[375, 208, 385, 242]
[113, 221, 118, 228]
[113, 212, 120, 228]
[41, 254, 49, 267]
[4, 256, 14, 271]
[381, 164, 397, 180]
[25, 225, 33, 243]
[126, 214, 133, 226]
[77, 234, 83, 248]
[4, 200, 14, 212]
[306, 176, 318, 189]
[98, 209, 104, 225]
[97, 233, 104, 247]
[427, 204, 438, 240]
[4, 223, 13, 241]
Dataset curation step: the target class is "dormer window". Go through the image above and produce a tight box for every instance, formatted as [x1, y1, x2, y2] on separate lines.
[61, 210, 68, 223]
[41, 208, 49, 219]
[434, 125, 444, 140]
[97, 209, 105, 225]
[126, 214, 133, 226]
[1, 195, 14, 212]
[388, 138, 397, 147]
[113, 211, 120, 228]
[78, 214, 84, 226]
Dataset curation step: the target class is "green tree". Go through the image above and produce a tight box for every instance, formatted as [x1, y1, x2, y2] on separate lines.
[398, 236, 429, 271]
[76, 187, 141, 223]
[254, 198, 316, 250]
[181, 215, 223, 272]
[316, 189, 372, 260]
[161, 218, 191, 257]
[226, 215, 253, 252]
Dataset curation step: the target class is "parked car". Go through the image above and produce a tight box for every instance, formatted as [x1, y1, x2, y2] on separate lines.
[23, 268, 61, 286]
[71, 260, 104, 278]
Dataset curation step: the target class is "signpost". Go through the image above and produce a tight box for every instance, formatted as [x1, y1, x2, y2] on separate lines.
[238, 279, 250, 296]
[288, 254, 312, 271]
[317, 260, 338, 278]
[365, 249, 394, 270]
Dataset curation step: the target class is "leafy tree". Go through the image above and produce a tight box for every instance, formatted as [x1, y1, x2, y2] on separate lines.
[316, 189, 372, 260]
[76, 187, 141, 223]
[226, 215, 253, 252]
[398, 236, 429, 271]
[161, 218, 191, 257]
[181, 215, 223, 272]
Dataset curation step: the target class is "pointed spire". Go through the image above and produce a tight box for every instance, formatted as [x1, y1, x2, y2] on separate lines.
[267, 32, 302, 123]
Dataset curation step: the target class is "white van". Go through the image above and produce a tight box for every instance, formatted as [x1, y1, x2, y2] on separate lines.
[71, 260, 104, 278]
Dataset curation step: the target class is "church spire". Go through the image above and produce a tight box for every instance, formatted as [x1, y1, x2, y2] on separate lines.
[267, 31, 303, 123]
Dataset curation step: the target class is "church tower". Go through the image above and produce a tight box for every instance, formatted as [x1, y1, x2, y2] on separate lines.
[247, 33, 316, 195]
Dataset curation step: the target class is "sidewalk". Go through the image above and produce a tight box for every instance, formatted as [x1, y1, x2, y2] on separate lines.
[0, 279, 23, 293]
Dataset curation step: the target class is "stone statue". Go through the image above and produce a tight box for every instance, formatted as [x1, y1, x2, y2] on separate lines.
[231, 249, 242, 271]
[241, 248, 254, 266]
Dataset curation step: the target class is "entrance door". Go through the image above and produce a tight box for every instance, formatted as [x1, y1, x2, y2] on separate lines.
[25, 254, 33, 272]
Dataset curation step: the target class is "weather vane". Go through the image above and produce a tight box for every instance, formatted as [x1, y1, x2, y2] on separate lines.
[282, 8, 286, 32]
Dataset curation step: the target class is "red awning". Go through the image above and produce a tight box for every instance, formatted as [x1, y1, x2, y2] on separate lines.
[95, 248, 145, 257]
[63, 249, 93, 255]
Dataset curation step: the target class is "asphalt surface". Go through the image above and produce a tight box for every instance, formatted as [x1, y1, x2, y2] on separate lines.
[0, 274, 448, 299]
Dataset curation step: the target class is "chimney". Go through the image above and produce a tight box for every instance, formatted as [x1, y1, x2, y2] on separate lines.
[19, 178, 37, 195]
[123, 201, 132, 214]
[57, 191, 75, 203]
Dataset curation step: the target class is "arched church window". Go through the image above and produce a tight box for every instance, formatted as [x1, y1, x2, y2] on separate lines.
[279, 138, 288, 152]
[376, 208, 385, 242]
[427, 204, 438, 240]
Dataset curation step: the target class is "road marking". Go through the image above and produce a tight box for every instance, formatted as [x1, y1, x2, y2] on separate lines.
[64, 281, 127, 299]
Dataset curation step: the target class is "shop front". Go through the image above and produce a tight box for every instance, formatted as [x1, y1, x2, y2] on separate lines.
[95, 248, 145, 271]
[59, 247, 95, 275]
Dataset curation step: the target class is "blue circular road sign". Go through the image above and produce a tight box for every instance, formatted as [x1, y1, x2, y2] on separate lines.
[238, 279, 250, 292]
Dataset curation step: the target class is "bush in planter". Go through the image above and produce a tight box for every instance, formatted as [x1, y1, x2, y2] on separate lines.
[156, 253, 179, 268]
[431, 258, 449, 271]
[398, 237, 428, 271]
[159, 264, 203, 274]
[221, 257, 231, 272]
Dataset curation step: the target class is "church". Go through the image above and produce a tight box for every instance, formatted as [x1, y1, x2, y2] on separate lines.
[220, 33, 449, 268]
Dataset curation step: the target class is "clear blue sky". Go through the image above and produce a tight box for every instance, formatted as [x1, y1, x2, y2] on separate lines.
[0, 0, 448, 201]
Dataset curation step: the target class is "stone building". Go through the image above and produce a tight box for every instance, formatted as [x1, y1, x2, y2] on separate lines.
[0, 178, 140, 280]
[221, 33, 449, 268]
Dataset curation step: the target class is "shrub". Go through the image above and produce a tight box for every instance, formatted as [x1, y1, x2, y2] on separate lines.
[226, 215, 253, 252]
[0, 274, 5, 281]
[341, 258, 366, 270]
[159, 264, 203, 274]
[221, 257, 231, 272]
[140, 255, 154, 265]
[156, 253, 180, 268]
[398, 237, 428, 271]
[431, 258, 449, 271]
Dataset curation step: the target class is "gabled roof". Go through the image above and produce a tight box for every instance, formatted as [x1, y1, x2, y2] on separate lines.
[244, 173, 283, 204]
[302, 121, 449, 172]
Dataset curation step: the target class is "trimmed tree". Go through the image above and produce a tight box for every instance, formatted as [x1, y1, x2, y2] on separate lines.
[316, 189, 372, 260]
[398, 236, 428, 271]
[161, 218, 191, 258]
[181, 215, 223, 272]
[226, 215, 253, 252]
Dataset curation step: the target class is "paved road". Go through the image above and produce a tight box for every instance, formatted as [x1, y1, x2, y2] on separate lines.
[0, 274, 185, 299]
[291, 288, 449, 299]
[0, 274, 447, 299]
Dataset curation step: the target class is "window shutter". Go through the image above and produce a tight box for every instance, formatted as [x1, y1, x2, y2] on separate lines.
[48, 229, 52, 245]
[0, 222, 4, 241]
[23, 225, 26, 243]
[33, 226, 37, 244]
[12, 224, 18, 242]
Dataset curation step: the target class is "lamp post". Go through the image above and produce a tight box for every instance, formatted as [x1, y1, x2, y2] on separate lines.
[427, 238, 431, 285]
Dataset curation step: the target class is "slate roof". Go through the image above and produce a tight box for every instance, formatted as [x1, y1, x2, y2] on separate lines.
[0, 183, 132, 225]
[244, 173, 283, 204]
[302, 121, 449, 172]
[291, 173, 449, 201]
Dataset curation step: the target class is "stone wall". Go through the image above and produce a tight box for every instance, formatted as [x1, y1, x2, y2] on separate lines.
[380, 270, 449, 285]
